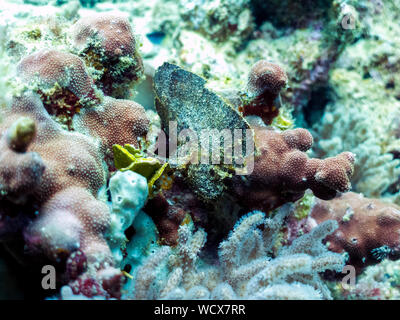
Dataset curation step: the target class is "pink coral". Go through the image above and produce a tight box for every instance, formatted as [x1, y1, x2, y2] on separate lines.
[71, 14, 143, 97]
[240, 60, 288, 125]
[232, 127, 355, 212]
[309, 192, 400, 273]
[0, 93, 121, 298]
[17, 50, 99, 128]
[73, 96, 149, 167]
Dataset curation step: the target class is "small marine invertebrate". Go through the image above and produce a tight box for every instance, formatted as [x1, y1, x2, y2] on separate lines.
[112, 144, 169, 195]
[107, 170, 150, 265]
[17, 50, 99, 128]
[309, 192, 400, 273]
[232, 126, 355, 212]
[71, 14, 143, 98]
[126, 207, 344, 300]
[240, 60, 288, 125]
[73, 97, 149, 167]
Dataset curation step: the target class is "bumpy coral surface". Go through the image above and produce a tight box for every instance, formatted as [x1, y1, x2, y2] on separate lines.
[0, 93, 123, 297]
[73, 96, 149, 166]
[2, 0, 400, 302]
[71, 14, 144, 98]
[241, 60, 288, 125]
[0, 10, 150, 299]
[310, 192, 400, 273]
[17, 50, 99, 128]
[232, 127, 355, 212]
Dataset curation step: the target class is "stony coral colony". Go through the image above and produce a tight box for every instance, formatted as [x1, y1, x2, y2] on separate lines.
[0, 0, 400, 301]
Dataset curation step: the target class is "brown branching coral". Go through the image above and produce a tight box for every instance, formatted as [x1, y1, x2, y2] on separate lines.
[232, 127, 355, 212]
[309, 192, 400, 273]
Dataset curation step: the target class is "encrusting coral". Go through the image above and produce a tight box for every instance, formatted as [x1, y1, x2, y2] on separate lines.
[309, 192, 400, 273]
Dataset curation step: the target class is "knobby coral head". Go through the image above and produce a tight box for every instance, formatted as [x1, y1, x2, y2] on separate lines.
[232, 126, 355, 212]
[73, 96, 149, 168]
[72, 15, 137, 57]
[0, 93, 124, 298]
[17, 50, 100, 128]
[71, 14, 144, 98]
[241, 60, 288, 125]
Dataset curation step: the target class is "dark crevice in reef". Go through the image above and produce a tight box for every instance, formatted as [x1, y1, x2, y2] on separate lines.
[250, 0, 332, 28]
[303, 85, 333, 127]
[294, 85, 333, 128]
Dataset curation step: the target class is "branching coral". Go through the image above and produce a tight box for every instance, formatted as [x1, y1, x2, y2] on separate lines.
[309, 192, 400, 273]
[126, 207, 344, 300]
[232, 126, 355, 212]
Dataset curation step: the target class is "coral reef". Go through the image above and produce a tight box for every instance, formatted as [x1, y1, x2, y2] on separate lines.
[231, 126, 355, 212]
[309, 192, 400, 273]
[1, 0, 400, 302]
[71, 14, 144, 98]
[0, 93, 123, 297]
[0, 8, 149, 299]
[126, 207, 344, 300]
